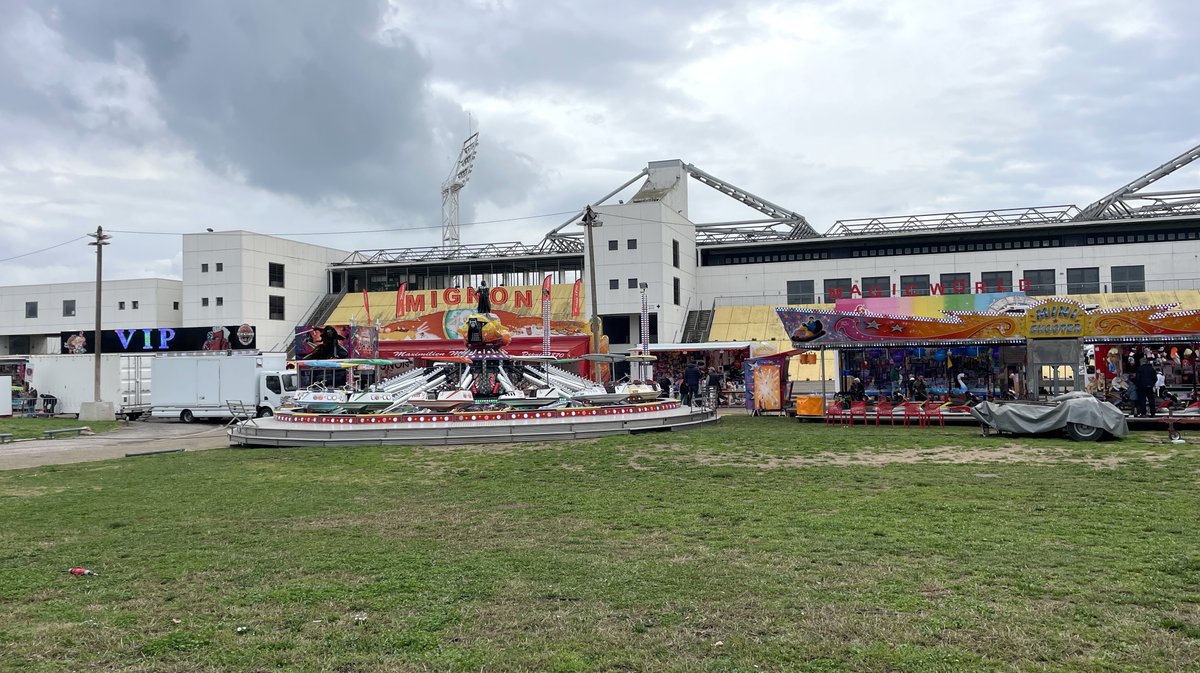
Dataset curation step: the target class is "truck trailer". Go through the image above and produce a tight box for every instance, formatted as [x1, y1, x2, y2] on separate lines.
[9, 354, 152, 419]
[150, 352, 295, 422]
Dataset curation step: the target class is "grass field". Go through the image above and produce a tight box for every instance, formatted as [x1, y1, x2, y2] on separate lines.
[0, 417, 123, 440]
[1, 416, 1197, 672]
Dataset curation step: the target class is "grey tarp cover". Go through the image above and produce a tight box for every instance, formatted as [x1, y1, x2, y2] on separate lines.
[969, 392, 1129, 438]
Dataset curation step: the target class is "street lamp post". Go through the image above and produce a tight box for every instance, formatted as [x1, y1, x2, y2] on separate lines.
[87, 226, 111, 403]
[578, 206, 603, 381]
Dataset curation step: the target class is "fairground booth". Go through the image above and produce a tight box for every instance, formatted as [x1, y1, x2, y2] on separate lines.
[776, 298, 1200, 414]
[295, 282, 600, 377]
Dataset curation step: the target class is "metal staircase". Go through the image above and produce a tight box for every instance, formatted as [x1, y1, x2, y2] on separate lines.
[276, 289, 347, 355]
[681, 309, 714, 343]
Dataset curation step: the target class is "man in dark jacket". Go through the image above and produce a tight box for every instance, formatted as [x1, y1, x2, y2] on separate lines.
[682, 361, 702, 405]
[1134, 357, 1157, 417]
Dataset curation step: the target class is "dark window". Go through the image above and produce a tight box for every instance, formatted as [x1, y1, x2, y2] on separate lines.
[265, 376, 282, 395]
[25, 301, 37, 319]
[268, 263, 285, 289]
[824, 278, 852, 302]
[861, 276, 890, 298]
[673, 277, 681, 306]
[268, 295, 286, 321]
[118, 301, 126, 310]
[62, 300, 76, 317]
[672, 240, 680, 268]
[609, 279, 619, 290]
[201, 297, 209, 307]
[215, 262, 224, 272]
[201, 263, 209, 273]
[215, 297, 223, 307]
[1023, 269, 1056, 296]
[627, 278, 638, 289]
[1111, 265, 1145, 293]
[786, 280, 815, 304]
[939, 273, 970, 295]
[607, 240, 618, 251]
[627, 239, 637, 250]
[131, 300, 139, 310]
[1067, 267, 1099, 294]
[981, 271, 1012, 293]
[899, 275, 930, 296]
[173, 301, 180, 310]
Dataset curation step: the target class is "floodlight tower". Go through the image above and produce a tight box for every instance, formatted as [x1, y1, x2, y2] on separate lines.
[441, 131, 480, 248]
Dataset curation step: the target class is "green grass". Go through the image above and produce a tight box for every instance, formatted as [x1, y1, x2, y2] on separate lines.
[0, 417, 1197, 672]
[0, 417, 123, 440]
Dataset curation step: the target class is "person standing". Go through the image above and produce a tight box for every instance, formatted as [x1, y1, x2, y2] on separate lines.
[682, 361, 701, 406]
[1135, 357, 1157, 417]
[658, 372, 673, 398]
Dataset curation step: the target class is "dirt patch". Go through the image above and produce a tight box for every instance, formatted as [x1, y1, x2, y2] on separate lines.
[0, 486, 68, 497]
[629, 443, 1178, 471]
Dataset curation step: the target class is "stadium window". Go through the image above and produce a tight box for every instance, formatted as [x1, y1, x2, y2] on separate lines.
[62, 299, 75, 317]
[1106, 236, 1115, 244]
[173, 302, 179, 310]
[269, 295, 286, 321]
[981, 271, 1012, 293]
[673, 277, 681, 305]
[1156, 233, 1166, 241]
[900, 275, 930, 296]
[1136, 234, 1146, 242]
[627, 278, 638, 289]
[201, 263, 209, 273]
[1169, 233, 1178, 241]
[1066, 267, 1100, 294]
[921, 247, 930, 254]
[608, 240, 618, 251]
[786, 280, 815, 304]
[985, 243, 995, 251]
[627, 239, 637, 250]
[215, 297, 223, 307]
[132, 300, 139, 309]
[1116, 235, 1126, 243]
[215, 262, 223, 272]
[1086, 237, 1095, 245]
[25, 301, 37, 319]
[939, 245, 948, 253]
[609, 279, 619, 290]
[940, 273, 970, 295]
[1111, 265, 1145, 293]
[672, 239, 680, 268]
[1051, 239, 1060, 246]
[269, 262, 285, 288]
[1023, 269, 1056, 296]
[824, 278, 852, 302]
[201, 297, 209, 307]
[1002, 242, 1012, 249]
[852, 250, 860, 257]
[118, 301, 126, 310]
[861, 276, 890, 298]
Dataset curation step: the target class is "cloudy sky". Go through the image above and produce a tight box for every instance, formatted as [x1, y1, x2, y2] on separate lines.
[2, 0, 1198, 284]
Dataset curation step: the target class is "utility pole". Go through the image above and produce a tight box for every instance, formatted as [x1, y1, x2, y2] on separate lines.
[579, 206, 603, 381]
[87, 226, 111, 403]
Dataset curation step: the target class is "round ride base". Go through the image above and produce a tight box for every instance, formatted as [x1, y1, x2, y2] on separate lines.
[227, 401, 718, 447]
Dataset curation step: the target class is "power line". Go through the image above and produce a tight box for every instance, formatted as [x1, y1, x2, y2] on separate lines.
[106, 209, 581, 237]
[0, 236, 89, 263]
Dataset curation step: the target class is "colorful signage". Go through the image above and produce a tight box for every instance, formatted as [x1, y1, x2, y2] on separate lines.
[61, 325, 257, 354]
[778, 299, 1200, 347]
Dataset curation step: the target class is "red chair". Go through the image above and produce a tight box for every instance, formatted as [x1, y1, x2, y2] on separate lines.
[902, 402, 925, 428]
[848, 400, 868, 426]
[875, 400, 895, 427]
[924, 402, 946, 428]
[824, 400, 845, 425]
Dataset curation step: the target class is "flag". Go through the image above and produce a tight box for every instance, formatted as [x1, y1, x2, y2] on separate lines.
[395, 282, 407, 317]
[542, 274, 552, 299]
[362, 289, 372, 323]
[571, 279, 582, 317]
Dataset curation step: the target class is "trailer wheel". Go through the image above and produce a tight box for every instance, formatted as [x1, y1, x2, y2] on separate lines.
[256, 407, 274, 418]
[180, 409, 195, 424]
[1066, 422, 1104, 442]
[124, 412, 143, 422]
[1168, 428, 1182, 442]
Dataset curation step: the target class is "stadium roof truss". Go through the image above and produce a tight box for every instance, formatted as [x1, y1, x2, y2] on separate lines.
[1075, 142, 1200, 221]
[543, 162, 819, 248]
[826, 204, 1081, 237]
[333, 239, 581, 267]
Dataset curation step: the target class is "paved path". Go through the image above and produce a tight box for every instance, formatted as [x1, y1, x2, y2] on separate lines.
[0, 420, 230, 471]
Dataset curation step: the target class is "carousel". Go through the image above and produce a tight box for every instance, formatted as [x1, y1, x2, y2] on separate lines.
[227, 289, 717, 447]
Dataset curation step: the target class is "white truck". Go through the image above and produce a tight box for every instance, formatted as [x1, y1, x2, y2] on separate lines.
[15, 354, 153, 420]
[150, 352, 296, 422]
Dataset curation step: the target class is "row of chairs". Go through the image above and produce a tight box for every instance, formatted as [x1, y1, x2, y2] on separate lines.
[824, 400, 946, 428]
